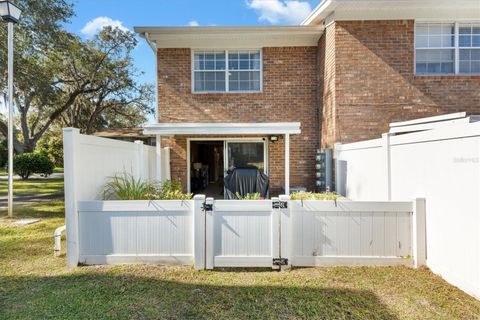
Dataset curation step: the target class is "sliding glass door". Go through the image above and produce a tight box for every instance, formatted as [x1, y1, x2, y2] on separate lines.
[225, 141, 266, 174]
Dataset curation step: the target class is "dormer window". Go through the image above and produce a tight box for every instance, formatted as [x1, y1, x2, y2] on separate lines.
[193, 50, 262, 93]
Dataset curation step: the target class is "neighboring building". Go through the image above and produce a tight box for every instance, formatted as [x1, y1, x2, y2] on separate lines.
[93, 128, 155, 146]
[135, 0, 480, 196]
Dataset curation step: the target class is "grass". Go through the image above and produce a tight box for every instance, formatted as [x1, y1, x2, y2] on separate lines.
[0, 201, 479, 319]
[0, 177, 64, 197]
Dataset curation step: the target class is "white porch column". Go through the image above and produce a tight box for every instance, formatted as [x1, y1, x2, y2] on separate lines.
[156, 135, 162, 182]
[285, 133, 290, 195]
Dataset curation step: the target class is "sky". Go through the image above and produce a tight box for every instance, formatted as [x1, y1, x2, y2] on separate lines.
[65, 0, 319, 121]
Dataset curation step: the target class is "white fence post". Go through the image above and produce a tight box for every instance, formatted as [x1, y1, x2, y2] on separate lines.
[205, 197, 215, 270]
[134, 140, 144, 180]
[413, 198, 427, 268]
[63, 128, 80, 268]
[279, 194, 292, 269]
[193, 195, 206, 270]
[271, 197, 280, 270]
[382, 133, 393, 201]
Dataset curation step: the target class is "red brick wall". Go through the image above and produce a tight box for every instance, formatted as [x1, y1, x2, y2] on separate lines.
[157, 47, 319, 194]
[319, 20, 480, 147]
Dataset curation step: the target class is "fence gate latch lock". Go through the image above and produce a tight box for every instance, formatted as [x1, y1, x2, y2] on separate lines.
[272, 200, 288, 209]
[273, 258, 289, 266]
[202, 203, 213, 211]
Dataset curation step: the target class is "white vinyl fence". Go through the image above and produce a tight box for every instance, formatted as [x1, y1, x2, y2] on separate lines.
[63, 128, 170, 267]
[335, 120, 480, 299]
[70, 196, 426, 271]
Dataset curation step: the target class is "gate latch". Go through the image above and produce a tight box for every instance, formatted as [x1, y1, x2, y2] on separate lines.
[202, 203, 213, 211]
[272, 200, 288, 209]
[273, 258, 289, 266]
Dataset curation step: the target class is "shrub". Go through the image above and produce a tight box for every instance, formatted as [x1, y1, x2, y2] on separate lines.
[235, 192, 263, 200]
[13, 153, 55, 180]
[290, 192, 344, 201]
[103, 173, 157, 200]
[0, 139, 7, 168]
[103, 175, 192, 200]
[153, 179, 192, 200]
[36, 135, 63, 167]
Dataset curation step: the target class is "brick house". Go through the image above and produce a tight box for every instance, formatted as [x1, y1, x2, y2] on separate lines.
[134, 0, 480, 197]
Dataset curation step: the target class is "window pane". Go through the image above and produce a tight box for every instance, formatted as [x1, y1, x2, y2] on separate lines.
[416, 63, 427, 73]
[459, 49, 480, 74]
[460, 35, 472, 47]
[227, 142, 264, 171]
[473, 36, 480, 47]
[415, 49, 454, 74]
[416, 35, 428, 48]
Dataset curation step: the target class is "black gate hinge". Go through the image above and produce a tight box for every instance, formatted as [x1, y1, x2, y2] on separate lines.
[273, 258, 289, 266]
[272, 200, 288, 209]
[202, 203, 213, 211]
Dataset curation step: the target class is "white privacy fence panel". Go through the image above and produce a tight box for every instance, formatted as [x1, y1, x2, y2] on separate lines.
[63, 128, 170, 268]
[335, 121, 480, 299]
[290, 201, 413, 266]
[206, 199, 279, 268]
[77, 200, 194, 265]
[70, 196, 423, 271]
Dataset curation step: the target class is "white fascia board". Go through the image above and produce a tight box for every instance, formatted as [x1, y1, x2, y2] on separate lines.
[142, 122, 301, 135]
[302, 0, 480, 25]
[134, 26, 324, 49]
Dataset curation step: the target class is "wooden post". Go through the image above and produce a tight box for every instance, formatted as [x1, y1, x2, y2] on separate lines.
[193, 194, 206, 270]
[285, 134, 290, 195]
[413, 198, 427, 268]
[63, 128, 80, 268]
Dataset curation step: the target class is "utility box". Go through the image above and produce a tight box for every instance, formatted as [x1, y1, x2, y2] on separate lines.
[315, 148, 332, 192]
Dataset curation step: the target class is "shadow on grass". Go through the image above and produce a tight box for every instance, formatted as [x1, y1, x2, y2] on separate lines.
[0, 273, 399, 319]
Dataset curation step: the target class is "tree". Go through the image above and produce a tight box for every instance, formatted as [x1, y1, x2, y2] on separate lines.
[58, 28, 154, 134]
[0, 0, 154, 153]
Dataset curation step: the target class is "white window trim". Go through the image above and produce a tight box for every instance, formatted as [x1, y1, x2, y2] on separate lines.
[414, 21, 480, 76]
[191, 49, 264, 94]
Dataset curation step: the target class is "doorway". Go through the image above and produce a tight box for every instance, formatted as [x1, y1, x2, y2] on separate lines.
[188, 138, 268, 198]
[189, 141, 225, 197]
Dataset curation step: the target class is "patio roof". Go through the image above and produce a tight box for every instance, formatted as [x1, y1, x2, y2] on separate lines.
[143, 122, 301, 136]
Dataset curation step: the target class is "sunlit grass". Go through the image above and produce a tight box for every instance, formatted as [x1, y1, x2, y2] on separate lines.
[0, 178, 64, 197]
[0, 200, 479, 319]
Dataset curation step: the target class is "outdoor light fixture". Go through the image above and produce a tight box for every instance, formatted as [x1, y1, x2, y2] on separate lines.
[0, 0, 21, 23]
[269, 136, 278, 143]
[0, 0, 21, 218]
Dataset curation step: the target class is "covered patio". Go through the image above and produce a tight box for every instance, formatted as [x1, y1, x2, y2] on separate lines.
[143, 122, 301, 195]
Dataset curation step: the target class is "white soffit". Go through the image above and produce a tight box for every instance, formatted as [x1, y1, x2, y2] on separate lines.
[134, 26, 324, 48]
[303, 0, 480, 25]
[143, 122, 301, 135]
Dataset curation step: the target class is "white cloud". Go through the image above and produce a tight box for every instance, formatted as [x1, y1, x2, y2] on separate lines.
[246, 0, 311, 25]
[81, 16, 130, 37]
[188, 20, 200, 27]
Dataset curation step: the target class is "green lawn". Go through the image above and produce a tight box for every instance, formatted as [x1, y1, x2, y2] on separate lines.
[0, 177, 64, 197]
[0, 201, 479, 319]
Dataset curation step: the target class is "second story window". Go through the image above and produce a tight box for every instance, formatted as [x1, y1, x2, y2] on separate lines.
[193, 50, 262, 93]
[415, 22, 480, 75]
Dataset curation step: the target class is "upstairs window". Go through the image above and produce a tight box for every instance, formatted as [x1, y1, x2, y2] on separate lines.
[193, 50, 262, 93]
[415, 22, 480, 75]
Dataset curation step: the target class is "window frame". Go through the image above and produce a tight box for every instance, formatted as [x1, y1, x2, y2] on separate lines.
[191, 49, 263, 94]
[415, 21, 480, 76]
